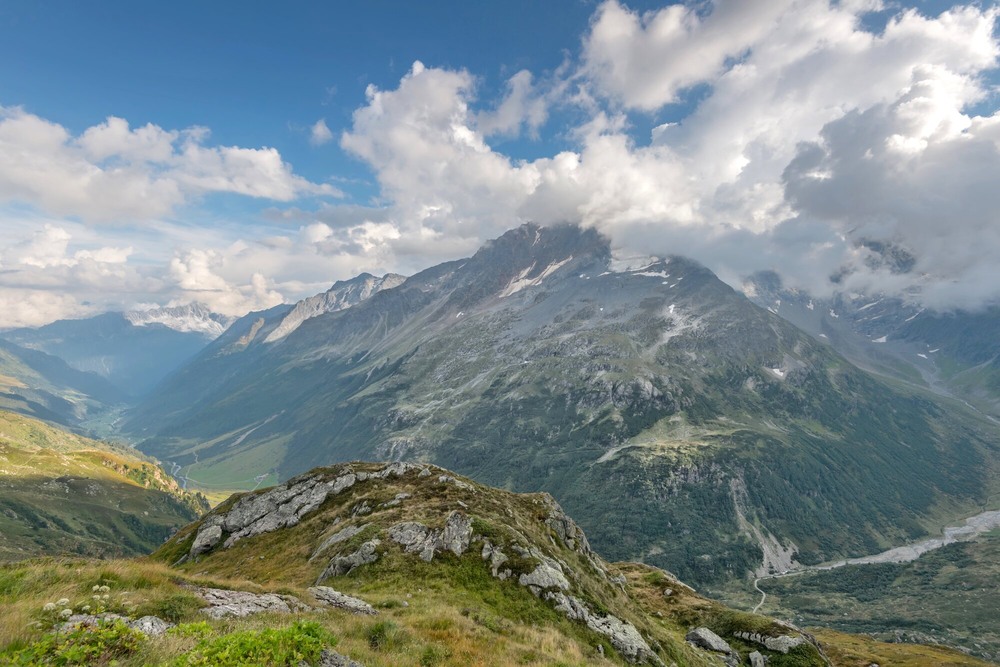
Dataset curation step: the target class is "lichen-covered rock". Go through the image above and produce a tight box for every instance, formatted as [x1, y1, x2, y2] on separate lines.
[318, 540, 381, 580]
[316, 648, 366, 667]
[387, 511, 472, 562]
[749, 650, 766, 667]
[127, 615, 174, 636]
[481, 540, 511, 578]
[308, 586, 377, 615]
[196, 587, 311, 619]
[519, 558, 571, 594]
[734, 630, 807, 654]
[686, 627, 735, 656]
[545, 592, 659, 664]
[189, 524, 222, 558]
[310, 524, 368, 561]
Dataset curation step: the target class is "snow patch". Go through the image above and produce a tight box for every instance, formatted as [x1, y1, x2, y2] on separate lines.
[806, 300, 814, 310]
[498, 256, 573, 298]
[872, 335, 887, 343]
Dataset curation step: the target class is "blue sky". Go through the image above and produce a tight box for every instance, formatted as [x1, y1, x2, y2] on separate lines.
[1, 0, 1000, 326]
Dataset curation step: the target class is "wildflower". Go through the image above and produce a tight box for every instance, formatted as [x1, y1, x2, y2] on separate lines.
[81, 605, 91, 612]
[59, 609, 73, 618]
[56, 598, 69, 606]
[43, 602, 57, 612]
[99, 585, 110, 593]
[101, 594, 110, 601]
[92, 585, 100, 592]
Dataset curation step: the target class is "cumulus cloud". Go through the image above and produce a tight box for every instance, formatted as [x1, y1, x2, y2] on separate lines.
[331, 1, 1000, 309]
[167, 248, 284, 317]
[476, 70, 549, 138]
[310, 118, 334, 146]
[0, 108, 340, 222]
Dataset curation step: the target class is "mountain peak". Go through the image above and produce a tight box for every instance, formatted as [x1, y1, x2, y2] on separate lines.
[124, 303, 235, 338]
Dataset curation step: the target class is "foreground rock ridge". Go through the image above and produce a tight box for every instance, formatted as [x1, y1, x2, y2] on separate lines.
[160, 460, 829, 666]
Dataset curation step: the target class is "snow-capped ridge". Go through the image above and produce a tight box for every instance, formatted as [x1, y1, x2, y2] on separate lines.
[124, 303, 235, 338]
[265, 272, 406, 343]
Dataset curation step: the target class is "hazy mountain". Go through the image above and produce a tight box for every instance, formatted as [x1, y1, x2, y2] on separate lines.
[126, 224, 999, 586]
[0, 409, 207, 561]
[1, 305, 234, 398]
[743, 272, 1000, 420]
[0, 337, 125, 427]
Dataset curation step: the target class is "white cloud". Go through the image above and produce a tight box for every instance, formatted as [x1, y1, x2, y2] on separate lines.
[167, 248, 284, 317]
[581, 0, 799, 110]
[476, 70, 549, 138]
[0, 108, 340, 223]
[309, 118, 334, 146]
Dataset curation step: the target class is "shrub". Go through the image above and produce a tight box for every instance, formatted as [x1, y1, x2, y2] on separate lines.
[4, 619, 145, 666]
[174, 621, 334, 666]
[366, 620, 409, 651]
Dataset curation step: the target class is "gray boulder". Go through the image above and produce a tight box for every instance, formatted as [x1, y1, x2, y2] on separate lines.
[196, 587, 311, 619]
[750, 650, 767, 667]
[387, 511, 473, 562]
[315, 648, 365, 666]
[308, 586, 377, 615]
[318, 540, 381, 580]
[310, 524, 368, 561]
[686, 627, 735, 656]
[189, 524, 223, 558]
[127, 615, 174, 636]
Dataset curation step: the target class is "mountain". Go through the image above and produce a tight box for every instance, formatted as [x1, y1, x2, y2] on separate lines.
[2, 460, 986, 666]
[125, 223, 1000, 586]
[0, 409, 207, 561]
[1, 304, 235, 398]
[0, 337, 125, 427]
[264, 272, 406, 343]
[742, 273, 1000, 420]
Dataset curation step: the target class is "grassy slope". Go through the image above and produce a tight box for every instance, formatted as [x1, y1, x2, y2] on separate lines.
[0, 462, 990, 666]
[0, 410, 207, 561]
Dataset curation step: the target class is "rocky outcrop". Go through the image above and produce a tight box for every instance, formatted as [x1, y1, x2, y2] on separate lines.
[318, 540, 381, 581]
[387, 511, 472, 562]
[518, 558, 571, 594]
[546, 591, 660, 665]
[188, 463, 432, 560]
[310, 524, 368, 561]
[189, 524, 222, 557]
[687, 627, 739, 666]
[734, 630, 806, 654]
[308, 586, 377, 615]
[750, 650, 766, 667]
[128, 615, 174, 637]
[196, 587, 311, 619]
[63, 613, 174, 637]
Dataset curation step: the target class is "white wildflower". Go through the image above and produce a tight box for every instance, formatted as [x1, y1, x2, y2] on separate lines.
[56, 598, 69, 606]
[42, 602, 57, 612]
[92, 585, 100, 592]
[59, 609, 73, 618]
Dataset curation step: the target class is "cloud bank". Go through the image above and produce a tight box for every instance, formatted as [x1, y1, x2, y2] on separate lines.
[3, 0, 1000, 327]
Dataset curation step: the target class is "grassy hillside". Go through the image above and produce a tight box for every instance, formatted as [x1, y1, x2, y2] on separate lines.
[0, 338, 124, 428]
[0, 410, 207, 560]
[1, 461, 989, 666]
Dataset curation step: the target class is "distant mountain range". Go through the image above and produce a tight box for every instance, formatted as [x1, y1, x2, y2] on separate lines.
[743, 272, 1000, 421]
[120, 223, 1000, 586]
[1, 304, 235, 398]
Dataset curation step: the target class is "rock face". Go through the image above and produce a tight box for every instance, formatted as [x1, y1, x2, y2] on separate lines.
[318, 540, 381, 581]
[308, 586, 377, 616]
[196, 587, 311, 619]
[187, 463, 431, 560]
[310, 524, 368, 561]
[387, 511, 472, 562]
[687, 627, 739, 665]
[546, 592, 660, 665]
[749, 650, 766, 667]
[734, 630, 807, 654]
